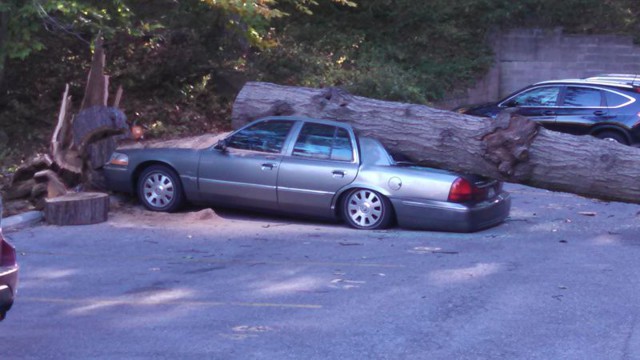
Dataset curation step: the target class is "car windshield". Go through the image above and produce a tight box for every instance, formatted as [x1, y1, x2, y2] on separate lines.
[511, 86, 560, 106]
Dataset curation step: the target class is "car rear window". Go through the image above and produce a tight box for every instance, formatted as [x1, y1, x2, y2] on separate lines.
[292, 123, 354, 161]
[563, 87, 603, 107]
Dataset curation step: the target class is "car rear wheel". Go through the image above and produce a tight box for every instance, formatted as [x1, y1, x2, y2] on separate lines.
[137, 165, 184, 212]
[594, 130, 628, 145]
[342, 189, 393, 230]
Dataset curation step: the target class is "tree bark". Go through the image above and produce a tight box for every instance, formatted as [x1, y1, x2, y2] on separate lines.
[34, 170, 68, 198]
[51, 84, 83, 175]
[232, 81, 640, 204]
[80, 37, 108, 110]
[72, 106, 128, 154]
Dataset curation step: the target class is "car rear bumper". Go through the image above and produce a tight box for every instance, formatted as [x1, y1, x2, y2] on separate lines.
[391, 192, 511, 232]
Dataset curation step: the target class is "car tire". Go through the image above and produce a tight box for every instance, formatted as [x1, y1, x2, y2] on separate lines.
[594, 130, 628, 145]
[342, 188, 393, 230]
[137, 165, 184, 212]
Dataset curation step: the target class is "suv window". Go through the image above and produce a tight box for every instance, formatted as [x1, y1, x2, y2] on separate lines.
[226, 120, 294, 153]
[511, 86, 560, 107]
[563, 87, 603, 107]
[605, 90, 632, 108]
[292, 123, 354, 161]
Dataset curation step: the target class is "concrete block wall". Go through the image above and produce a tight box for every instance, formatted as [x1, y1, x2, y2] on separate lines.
[436, 28, 640, 109]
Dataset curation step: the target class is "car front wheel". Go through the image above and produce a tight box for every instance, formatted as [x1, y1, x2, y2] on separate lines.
[137, 165, 184, 212]
[342, 188, 393, 230]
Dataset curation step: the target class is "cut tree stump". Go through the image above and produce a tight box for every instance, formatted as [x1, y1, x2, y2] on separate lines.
[232, 81, 640, 204]
[44, 192, 109, 225]
[1, 35, 130, 222]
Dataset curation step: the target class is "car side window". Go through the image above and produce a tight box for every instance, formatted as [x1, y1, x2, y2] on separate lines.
[511, 86, 560, 107]
[226, 120, 294, 153]
[292, 123, 354, 161]
[332, 128, 354, 161]
[563, 87, 603, 107]
[604, 90, 632, 108]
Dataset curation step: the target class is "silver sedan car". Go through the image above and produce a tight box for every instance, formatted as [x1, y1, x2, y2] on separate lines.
[104, 116, 510, 232]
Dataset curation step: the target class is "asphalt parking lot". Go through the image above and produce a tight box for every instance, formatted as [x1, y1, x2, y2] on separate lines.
[1, 184, 640, 360]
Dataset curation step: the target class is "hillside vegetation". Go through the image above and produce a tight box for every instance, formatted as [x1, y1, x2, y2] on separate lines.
[1, 0, 639, 169]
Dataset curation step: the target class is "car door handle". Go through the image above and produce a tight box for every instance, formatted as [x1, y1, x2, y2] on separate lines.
[593, 110, 607, 116]
[543, 110, 555, 116]
[261, 163, 276, 170]
[332, 170, 346, 178]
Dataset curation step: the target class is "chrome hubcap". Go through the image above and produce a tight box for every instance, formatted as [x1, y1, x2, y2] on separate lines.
[347, 190, 383, 227]
[143, 173, 175, 208]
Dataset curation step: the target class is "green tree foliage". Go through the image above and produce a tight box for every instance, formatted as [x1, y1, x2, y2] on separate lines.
[0, 0, 134, 88]
[257, 0, 640, 103]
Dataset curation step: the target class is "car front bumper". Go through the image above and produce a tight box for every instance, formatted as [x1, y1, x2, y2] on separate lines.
[391, 192, 511, 232]
[104, 164, 135, 194]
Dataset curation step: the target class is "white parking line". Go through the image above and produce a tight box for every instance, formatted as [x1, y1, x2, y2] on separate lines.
[21, 296, 323, 309]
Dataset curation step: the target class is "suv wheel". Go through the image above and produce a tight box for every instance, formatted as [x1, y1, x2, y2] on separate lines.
[594, 131, 628, 145]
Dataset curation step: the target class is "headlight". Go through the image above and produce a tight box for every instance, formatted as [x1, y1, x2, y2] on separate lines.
[108, 152, 129, 166]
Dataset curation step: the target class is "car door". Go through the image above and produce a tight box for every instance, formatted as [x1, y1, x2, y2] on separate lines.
[277, 122, 359, 218]
[197, 119, 295, 211]
[552, 86, 609, 135]
[500, 85, 561, 126]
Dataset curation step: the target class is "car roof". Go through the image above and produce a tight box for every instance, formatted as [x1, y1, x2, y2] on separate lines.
[533, 76, 638, 90]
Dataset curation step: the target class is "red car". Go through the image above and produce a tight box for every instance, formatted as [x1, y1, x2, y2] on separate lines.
[0, 201, 18, 321]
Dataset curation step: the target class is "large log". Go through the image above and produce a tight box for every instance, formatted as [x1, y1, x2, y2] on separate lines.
[72, 107, 128, 153]
[44, 192, 109, 225]
[232, 82, 640, 204]
[11, 154, 52, 184]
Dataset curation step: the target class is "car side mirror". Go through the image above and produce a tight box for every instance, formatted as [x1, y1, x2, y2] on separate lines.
[504, 100, 519, 108]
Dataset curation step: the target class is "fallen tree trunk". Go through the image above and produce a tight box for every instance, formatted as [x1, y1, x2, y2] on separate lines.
[232, 81, 640, 204]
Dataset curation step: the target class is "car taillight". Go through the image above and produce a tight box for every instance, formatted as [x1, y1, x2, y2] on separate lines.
[0, 237, 16, 266]
[448, 178, 488, 203]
